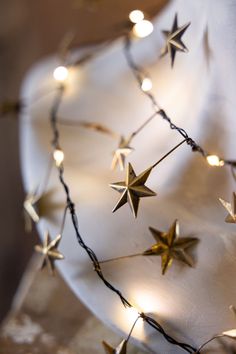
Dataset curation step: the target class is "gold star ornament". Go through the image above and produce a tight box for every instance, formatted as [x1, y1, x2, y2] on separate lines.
[143, 220, 199, 275]
[219, 192, 236, 223]
[161, 13, 190, 67]
[23, 192, 41, 232]
[111, 136, 133, 171]
[102, 339, 127, 354]
[35, 231, 64, 275]
[109, 163, 156, 218]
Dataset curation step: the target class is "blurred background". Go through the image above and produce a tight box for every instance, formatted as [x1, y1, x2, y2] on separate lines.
[0, 0, 167, 326]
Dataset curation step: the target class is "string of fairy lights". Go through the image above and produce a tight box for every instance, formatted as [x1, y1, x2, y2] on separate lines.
[21, 9, 236, 354]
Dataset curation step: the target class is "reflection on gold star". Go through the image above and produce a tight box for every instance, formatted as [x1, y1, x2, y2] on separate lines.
[143, 220, 199, 275]
[161, 13, 190, 67]
[102, 339, 127, 354]
[110, 163, 156, 218]
[35, 231, 64, 275]
[111, 136, 133, 171]
[219, 192, 236, 223]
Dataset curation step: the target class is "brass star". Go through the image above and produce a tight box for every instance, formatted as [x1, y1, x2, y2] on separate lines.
[23, 192, 41, 232]
[111, 136, 133, 171]
[161, 13, 190, 67]
[219, 192, 236, 223]
[143, 220, 199, 275]
[109, 163, 156, 218]
[35, 231, 64, 275]
[102, 339, 127, 354]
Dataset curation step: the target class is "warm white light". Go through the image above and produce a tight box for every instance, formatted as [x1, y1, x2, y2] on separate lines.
[53, 148, 64, 166]
[132, 20, 153, 38]
[206, 155, 224, 167]
[53, 66, 69, 82]
[223, 329, 236, 338]
[129, 10, 144, 24]
[141, 77, 152, 92]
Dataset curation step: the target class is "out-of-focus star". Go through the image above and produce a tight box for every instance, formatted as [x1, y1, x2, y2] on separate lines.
[161, 13, 190, 67]
[102, 339, 127, 354]
[111, 136, 134, 171]
[219, 192, 236, 223]
[143, 220, 199, 275]
[109, 163, 156, 218]
[35, 231, 64, 275]
[23, 192, 41, 232]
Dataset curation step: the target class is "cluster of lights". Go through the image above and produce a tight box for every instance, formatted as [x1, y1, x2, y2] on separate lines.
[129, 9, 153, 38]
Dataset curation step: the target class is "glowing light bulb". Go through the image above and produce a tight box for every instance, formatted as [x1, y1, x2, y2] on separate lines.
[223, 329, 236, 338]
[206, 155, 224, 167]
[53, 66, 69, 82]
[141, 77, 152, 92]
[129, 10, 144, 24]
[132, 19, 153, 38]
[53, 148, 64, 167]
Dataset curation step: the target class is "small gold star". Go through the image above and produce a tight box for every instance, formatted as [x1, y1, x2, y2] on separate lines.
[161, 13, 190, 67]
[109, 163, 156, 218]
[35, 231, 64, 275]
[111, 136, 133, 171]
[23, 192, 41, 232]
[143, 220, 199, 275]
[219, 192, 236, 223]
[102, 339, 127, 354]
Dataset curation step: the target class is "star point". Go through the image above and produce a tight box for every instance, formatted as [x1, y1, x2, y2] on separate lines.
[143, 220, 199, 275]
[35, 231, 64, 275]
[161, 13, 190, 67]
[110, 163, 156, 218]
[102, 339, 127, 354]
[219, 192, 236, 223]
[111, 136, 134, 171]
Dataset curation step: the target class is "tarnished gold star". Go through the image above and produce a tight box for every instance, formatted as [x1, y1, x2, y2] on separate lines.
[35, 231, 64, 275]
[143, 220, 199, 275]
[109, 163, 156, 218]
[111, 136, 133, 171]
[23, 192, 41, 232]
[161, 13, 190, 67]
[102, 339, 127, 354]
[219, 192, 236, 223]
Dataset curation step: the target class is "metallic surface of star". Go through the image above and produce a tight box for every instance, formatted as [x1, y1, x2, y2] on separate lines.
[35, 231, 64, 275]
[102, 339, 127, 354]
[143, 220, 199, 275]
[219, 192, 236, 223]
[161, 13, 190, 67]
[109, 163, 156, 218]
[111, 136, 133, 171]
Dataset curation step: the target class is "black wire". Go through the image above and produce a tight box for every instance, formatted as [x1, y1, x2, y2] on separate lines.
[49, 86, 197, 353]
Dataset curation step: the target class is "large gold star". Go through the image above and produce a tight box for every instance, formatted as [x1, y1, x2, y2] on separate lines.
[161, 13, 190, 67]
[23, 192, 41, 232]
[111, 136, 133, 171]
[219, 192, 236, 223]
[35, 231, 64, 275]
[109, 163, 156, 218]
[143, 220, 199, 275]
[102, 339, 127, 354]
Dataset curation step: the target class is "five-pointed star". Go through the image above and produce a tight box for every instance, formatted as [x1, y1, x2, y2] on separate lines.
[111, 136, 134, 171]
[219, 192, 236, 223]
[23, 192, 41, 232]
[102, 339, 127, 354]
[109, 163, 156, 218]
[161, 13, 190, 67]
[35, 231, 64, 275]
[143, 220, 199, 275]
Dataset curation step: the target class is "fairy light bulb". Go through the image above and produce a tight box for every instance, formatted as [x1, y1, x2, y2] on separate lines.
[141, 77, 152, 92]
[53, 66, 69, 82]
[132, 19, 153, 38]
[206, 155, 224, 167]
[129, 10, 144, 24]
[53, 148, 64, 167]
